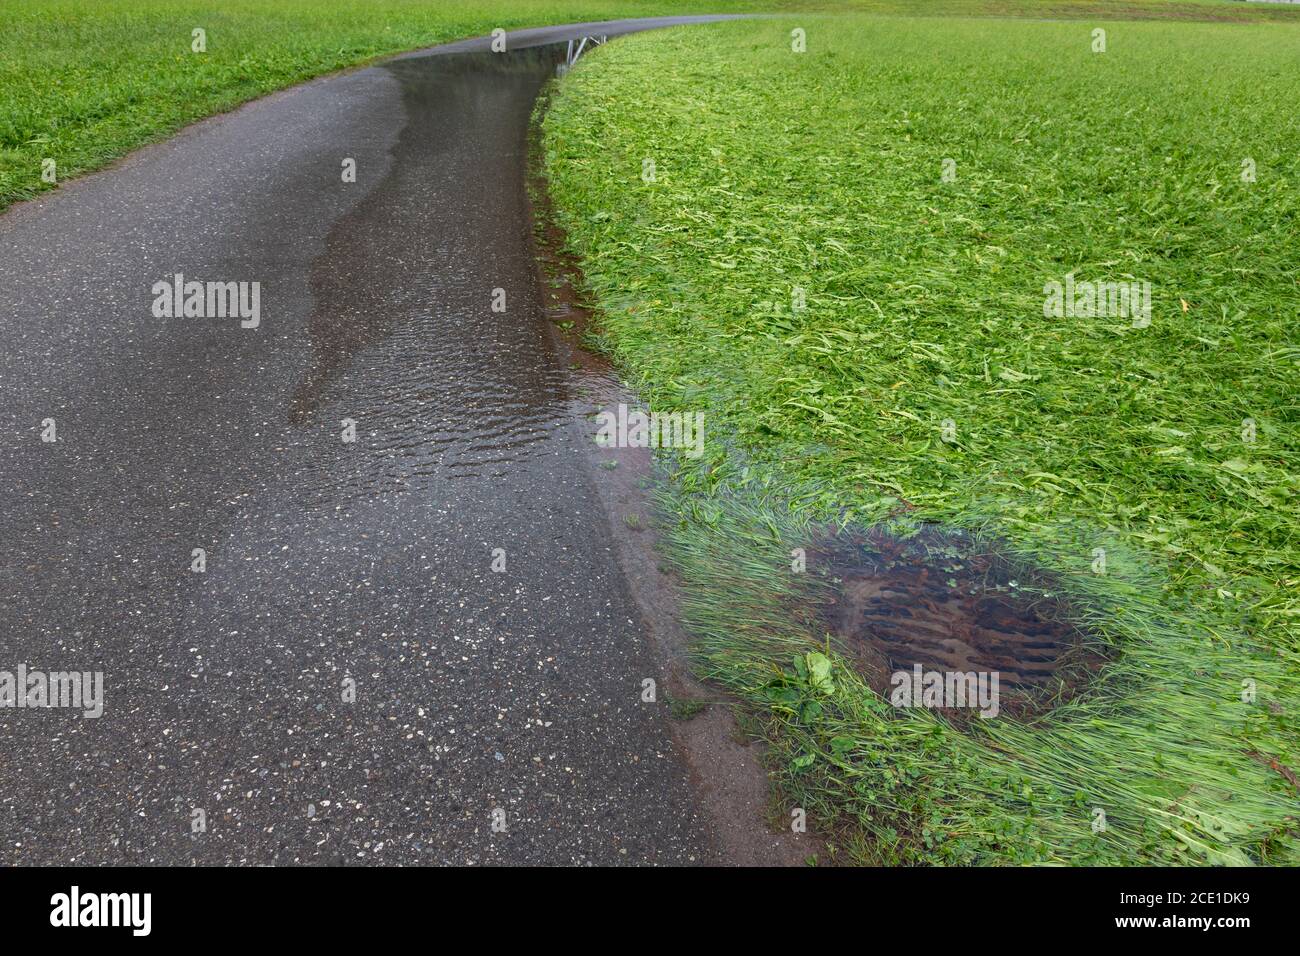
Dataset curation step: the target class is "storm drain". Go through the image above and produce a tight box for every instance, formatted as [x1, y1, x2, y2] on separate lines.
[807, 525, 1106, 717]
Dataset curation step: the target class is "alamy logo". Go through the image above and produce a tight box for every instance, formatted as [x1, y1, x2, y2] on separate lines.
[1043, 273, 1151, 327]
[50, 887, 151, 936]
[594, 402, 704, 459]
[0, 664, 103, 718]
[151, 273, 260, 328]
[889, 665, 1000, 718]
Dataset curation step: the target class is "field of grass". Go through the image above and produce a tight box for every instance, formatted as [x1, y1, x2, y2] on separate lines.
[4, 1, 1297, 214]
[543, 15, 1300, 863]
[840, 0, 1300, 16]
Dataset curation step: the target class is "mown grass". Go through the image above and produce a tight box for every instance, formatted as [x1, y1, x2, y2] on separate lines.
[3, 1, 1296, 214]
[543, 15, 1300, 863]
[830, 0, 1300, 18]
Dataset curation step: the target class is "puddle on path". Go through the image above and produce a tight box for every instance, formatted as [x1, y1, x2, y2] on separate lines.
[291, 46, 574, 491]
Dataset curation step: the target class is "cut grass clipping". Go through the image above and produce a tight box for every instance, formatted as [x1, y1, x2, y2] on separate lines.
[543, 16, 1300, 864]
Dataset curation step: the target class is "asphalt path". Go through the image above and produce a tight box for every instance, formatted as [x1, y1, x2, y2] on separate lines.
[0, 16, 752, 865]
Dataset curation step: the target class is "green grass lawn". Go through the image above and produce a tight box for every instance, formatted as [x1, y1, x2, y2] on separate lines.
[543, 15, 1300, 864]
[3, 1, 1296, 213]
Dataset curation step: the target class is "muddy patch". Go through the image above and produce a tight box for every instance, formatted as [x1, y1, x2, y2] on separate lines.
[807, 525, 1107, 719]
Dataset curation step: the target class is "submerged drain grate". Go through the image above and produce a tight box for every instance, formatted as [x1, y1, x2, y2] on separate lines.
[807, 526, 1106, 717]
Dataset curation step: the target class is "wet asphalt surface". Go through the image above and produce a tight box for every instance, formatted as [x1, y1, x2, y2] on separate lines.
[0, 17, 743, 865]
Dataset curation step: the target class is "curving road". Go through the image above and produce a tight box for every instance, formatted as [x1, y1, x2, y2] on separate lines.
[0, 17, 775, 865]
